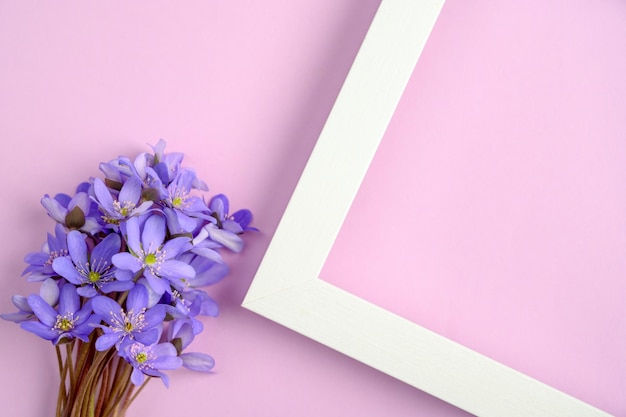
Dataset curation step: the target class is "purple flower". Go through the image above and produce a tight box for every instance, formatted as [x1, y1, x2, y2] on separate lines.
[92, 177, 153, 227]
[189, 231, 224, 263]
[41, 191, 101, 234]
[20, 283, 99, 344]
[99, 159, 130, 185]
[202, 194, 256, 252]
[179, 352, 215, 373]
[231, 208, 256, 232]
[100, 155, 155, 193]
[0, 278, 60, 323]
[91, 284, 165, 351]
[168, 253, 229, 293]
[150, 139, 186, 186]
[99, 140, 190, 198]
[161, 169, 210, 233]
[166, 320, 214, 373]
[164, 169, 208, 211]
[22, 224, 69, 281]
[187, 290, 219, 317]
[112, 215, 195, 295]
[209, 194, 256, 232]
[52, 230, 132, 297]
[3, 139, 257, 390]
[200, 223, 244, 253]
[123, 341, 183, 387]
[167, 289, 219, 320]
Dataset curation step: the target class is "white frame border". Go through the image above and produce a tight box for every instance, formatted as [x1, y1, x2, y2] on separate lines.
[242, 1, 612, 416]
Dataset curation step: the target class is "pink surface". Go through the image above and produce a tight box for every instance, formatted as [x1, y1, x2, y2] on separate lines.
[322, 1, 626, 415]
[0, 1, 623, 417]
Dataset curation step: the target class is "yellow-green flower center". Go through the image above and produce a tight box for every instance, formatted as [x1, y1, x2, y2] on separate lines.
[172, 196, 183, 207]
[112, 201, 137, 218]
[54, 313, 77, 332]
[144, 253, 157, 265]
[58, 319, 73, 331]
[136, 352, 148, 363]
[88, 271, 101, 283]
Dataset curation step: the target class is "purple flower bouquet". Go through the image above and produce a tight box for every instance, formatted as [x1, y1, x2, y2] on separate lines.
[2, 140, 254, 417]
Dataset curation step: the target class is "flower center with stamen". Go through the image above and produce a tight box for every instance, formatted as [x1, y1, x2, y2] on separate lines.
[113, 201, 137, 217]
[111, 308, 147, 336]
[76, 259, 113, 288]
[144, 253, 157, 265]
[129, 343, 156, 369]
[140, 249, 166, 275]
[167, 187, 190, 210]
[102, 214, 120, 225]
[44, 249, 69, 266]
[89, 271, 101, 283]
[53, 313, 77, 332]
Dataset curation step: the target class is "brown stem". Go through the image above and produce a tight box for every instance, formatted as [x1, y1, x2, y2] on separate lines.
[59, 333, 142, 416]
[116, 290, 129, 306]
[101, 356, 124, 415]
[66, 342, 75, 388]
[86, 373, 97, 417]
[90, 356, 110, 417]
[100, 355, 123, 417]
[103, 356, 122, 416]
[66, 336, 95, 417]
[102, 358, 133, 417]
[56, 345, 68, 417]
[70, 349, 114, 417]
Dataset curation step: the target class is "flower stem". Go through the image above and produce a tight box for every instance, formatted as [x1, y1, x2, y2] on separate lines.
[66, 342, 75, 388]
[71, 348, 114, 417]
[102, 357, 133, 417]
[94, 357, 110, 417]
[65, 337, 93, 417]
[55, 345, 67, 417]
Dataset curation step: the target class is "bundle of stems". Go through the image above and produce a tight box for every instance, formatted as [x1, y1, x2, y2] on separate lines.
[55, 332, 149, 417]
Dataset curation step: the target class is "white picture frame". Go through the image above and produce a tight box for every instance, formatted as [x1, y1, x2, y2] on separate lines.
[242, 1, 612, 416]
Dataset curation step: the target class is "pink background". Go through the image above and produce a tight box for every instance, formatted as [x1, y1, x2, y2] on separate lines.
[0, 1, 623, 417]
[322, 0, 626, 415]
